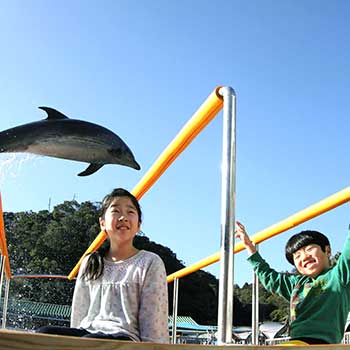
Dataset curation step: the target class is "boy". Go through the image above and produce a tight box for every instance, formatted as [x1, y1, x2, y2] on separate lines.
[235, 221, 350, 345]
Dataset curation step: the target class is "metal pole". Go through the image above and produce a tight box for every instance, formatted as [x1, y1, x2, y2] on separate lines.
[0, 256, 5, 302]
[252, 245, 259, 345]
[0, 255, 4, 328]
[172, 278, 179, 344]
[2, 279, 10, 328]
[217, 86, 236, 344]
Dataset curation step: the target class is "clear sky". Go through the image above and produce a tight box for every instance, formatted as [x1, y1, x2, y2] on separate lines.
[0, 0, 350, 288]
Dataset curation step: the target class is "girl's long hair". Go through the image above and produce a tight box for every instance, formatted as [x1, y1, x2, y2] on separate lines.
[81, 188, 142, 281]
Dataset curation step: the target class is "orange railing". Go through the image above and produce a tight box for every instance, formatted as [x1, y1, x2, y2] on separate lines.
[12, 274, 72, 280]
[167, 186, 350, 282]
[0, 192, 11, 279]
[68, 86, 224, 280]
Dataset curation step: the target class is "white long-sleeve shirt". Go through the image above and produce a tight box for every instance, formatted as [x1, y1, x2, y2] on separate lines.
[71, 250, 169, 343]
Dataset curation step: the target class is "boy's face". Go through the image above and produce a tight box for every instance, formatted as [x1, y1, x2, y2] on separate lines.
[293, 243, 331, 278]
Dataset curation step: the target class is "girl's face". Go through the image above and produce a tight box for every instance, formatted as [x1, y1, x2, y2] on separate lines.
[293, 244, 331, 278]
[99, 196, 140, 244]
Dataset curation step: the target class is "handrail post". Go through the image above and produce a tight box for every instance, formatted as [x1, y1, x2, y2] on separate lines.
[0, 256, 5, 302]
[217, 86, 236, 344]
[172, 278, 179, 344]
[2, 279, 10, 328]
[252, 244, 259, 345]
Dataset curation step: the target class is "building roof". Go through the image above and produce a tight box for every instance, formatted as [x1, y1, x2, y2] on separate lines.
[168, 315, 217, 331]
[4, 299, 71, 321]
[1, 299, 217, 331]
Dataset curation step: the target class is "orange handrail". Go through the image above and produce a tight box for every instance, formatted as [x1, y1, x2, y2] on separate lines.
[0, 192, 12, 279]
[12, 274, 73, 280]
[68, 86, 224, 280]
[167, 186, 350, 282]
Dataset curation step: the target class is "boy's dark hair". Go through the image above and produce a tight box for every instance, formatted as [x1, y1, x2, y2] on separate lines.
[285, 230, 330, 265]
[82, 188, 142, 281]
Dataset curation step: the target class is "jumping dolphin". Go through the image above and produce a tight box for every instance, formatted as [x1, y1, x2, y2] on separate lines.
[0, 107, 141, 176]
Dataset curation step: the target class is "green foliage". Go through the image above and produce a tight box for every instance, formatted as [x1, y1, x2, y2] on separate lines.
[234, 282, 289, 323]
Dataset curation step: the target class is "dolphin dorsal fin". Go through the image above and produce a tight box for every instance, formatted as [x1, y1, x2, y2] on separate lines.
[39, 106, 69, 120]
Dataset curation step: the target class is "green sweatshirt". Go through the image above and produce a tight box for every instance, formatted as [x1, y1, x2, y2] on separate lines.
[247, 232, 350, 344]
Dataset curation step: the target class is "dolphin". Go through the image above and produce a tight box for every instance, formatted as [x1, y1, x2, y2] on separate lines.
[0, 107, 141, 176]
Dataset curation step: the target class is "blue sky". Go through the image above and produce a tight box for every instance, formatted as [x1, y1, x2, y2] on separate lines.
[0, 1, 350, 288]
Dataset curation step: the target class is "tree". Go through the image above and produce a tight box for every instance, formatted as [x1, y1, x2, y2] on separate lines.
[234, 282, 289, 322]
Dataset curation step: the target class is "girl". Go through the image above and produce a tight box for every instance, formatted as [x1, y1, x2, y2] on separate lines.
[37, 188, 169, 343]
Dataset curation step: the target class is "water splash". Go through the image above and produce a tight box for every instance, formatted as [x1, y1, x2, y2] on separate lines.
[0, 153, 38, 184]
[3, 278, 72, 331]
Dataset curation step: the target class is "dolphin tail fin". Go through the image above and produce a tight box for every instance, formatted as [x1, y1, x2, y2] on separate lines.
[78, 163, 104, 176]
[39, 107, 69, 120]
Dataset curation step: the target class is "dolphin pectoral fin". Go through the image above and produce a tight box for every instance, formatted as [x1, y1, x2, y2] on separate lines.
[38, 107, 69, 120]
[78, 163, 104, 176]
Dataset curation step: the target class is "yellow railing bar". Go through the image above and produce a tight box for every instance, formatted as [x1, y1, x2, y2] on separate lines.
[68, 86, 224, 280]
[0, 192, 12, 279]
[167, 186, 350, 282]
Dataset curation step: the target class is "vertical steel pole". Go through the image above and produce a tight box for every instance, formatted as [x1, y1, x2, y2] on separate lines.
[0, 255, 4, 328]
[252, 245, 259, 345]
[2, 279, 10, 328]
[0, 256, 5, 302]
[217, 86, 236, 344]
[172, 278, 179, 344]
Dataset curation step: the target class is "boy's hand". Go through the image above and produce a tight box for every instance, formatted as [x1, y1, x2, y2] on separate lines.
[235, 221, 256, 256]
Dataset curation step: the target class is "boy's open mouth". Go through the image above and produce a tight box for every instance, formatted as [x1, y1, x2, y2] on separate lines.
[304, 259, 316, 268]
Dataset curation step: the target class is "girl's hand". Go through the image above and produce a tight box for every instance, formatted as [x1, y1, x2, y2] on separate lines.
[235, 221, 256, 256]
